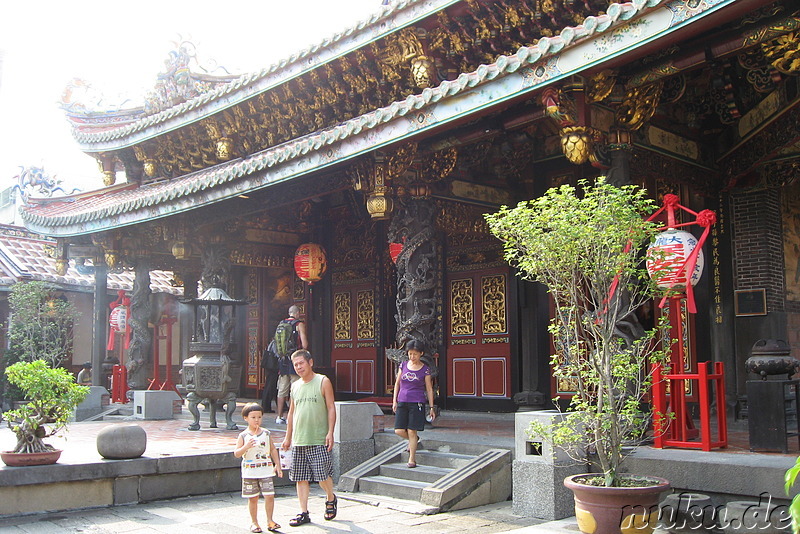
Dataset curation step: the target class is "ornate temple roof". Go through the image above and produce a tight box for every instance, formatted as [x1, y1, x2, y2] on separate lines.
[67, 0, 454, 149]
[0, 225, 181, 295]
[22, 0, 745, 236]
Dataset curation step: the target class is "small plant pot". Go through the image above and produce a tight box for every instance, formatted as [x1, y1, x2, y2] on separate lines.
[564, 473, 671, 534]
[1, 449, 62, 467]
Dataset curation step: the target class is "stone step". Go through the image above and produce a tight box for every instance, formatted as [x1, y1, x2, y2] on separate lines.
[358, 475, 429, 501]
[380, 462, 452, 483]
[339, 491, 439, 515]
[374, 432, 513, 457]
[411, 450, 476, 469]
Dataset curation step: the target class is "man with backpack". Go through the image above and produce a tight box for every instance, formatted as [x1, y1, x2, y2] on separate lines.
[274, 305, 308, 424]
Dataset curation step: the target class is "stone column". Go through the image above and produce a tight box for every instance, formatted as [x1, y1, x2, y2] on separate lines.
[387, 198, 441, 371]
[126, 259, 152, 389]
[91, 262, 108, 387]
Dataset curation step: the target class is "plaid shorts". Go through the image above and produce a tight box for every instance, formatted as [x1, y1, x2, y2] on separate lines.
[289, 445, 333, 482]
[242, 477, 275, 498]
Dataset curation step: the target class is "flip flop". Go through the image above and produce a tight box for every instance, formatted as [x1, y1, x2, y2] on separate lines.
[250, 524, 263, 533]
[267, 522, 281, 532]
[407, 461, 417, 468]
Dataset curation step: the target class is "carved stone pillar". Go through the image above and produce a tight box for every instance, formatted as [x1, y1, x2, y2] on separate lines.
[387, 198, 440, 374]
[91, 262, 108, 387]
[126, 259, 152, 389]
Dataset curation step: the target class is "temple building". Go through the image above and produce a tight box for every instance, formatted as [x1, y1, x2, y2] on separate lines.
[17, 0, 800, 419]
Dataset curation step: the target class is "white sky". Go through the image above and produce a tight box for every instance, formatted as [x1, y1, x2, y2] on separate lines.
[0, 1, 384, 194]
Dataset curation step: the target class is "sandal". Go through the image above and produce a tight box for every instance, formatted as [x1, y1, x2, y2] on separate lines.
[250, 525, 263, 533]
[267, 522, 281, 532]
[407, 461, 417, 468]
[324, 495, 338, 521]
[289, 512, 310, 527]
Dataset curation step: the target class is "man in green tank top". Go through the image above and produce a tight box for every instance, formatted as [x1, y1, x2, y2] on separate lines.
[280, 349, 337, 527]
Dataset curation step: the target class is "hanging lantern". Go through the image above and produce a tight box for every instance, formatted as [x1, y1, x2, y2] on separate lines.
[560, 126, 595, 165]
[109, 305, 128, 333]
[389, 242, 404, 263]
[172, 241, 192, 260]
[294, 243, 328, 285]
[646, 229, 705, 288]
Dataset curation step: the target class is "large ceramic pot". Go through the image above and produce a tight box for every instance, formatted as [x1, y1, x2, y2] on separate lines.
[1, 449, 62, 467]
[564, 474, 671, 534]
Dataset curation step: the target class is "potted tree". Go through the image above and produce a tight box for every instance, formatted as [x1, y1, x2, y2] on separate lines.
[486, 178, 672, 534]
[1, 281, 86, 466]
[1, 360, 89, 465]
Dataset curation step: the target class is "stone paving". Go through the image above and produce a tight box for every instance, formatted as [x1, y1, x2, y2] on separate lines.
[0, 488, 551, 533]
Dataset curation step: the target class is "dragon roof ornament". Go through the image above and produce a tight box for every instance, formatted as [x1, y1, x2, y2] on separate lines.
[66, 0, 448, 147]
[62, 40, 238, 135]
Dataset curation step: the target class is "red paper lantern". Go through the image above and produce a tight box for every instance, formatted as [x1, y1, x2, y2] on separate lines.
[389, 242, 404, 263]
[294, 243, 328, 285]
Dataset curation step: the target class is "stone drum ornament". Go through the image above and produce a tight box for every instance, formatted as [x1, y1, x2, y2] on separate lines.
[96, 423, 147, 459]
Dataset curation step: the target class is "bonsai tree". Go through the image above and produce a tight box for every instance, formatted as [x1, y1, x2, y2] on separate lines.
[3, 359, 88, 453]
[485, 177, 670, 487]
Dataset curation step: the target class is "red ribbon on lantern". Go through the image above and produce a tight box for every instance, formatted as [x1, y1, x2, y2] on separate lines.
[389, 237, 406, 264]
[107, 290, 132, 351]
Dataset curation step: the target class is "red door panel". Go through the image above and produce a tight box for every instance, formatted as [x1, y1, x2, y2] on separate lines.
[446, 269, 511, 399]
[331, 285, 377, 395]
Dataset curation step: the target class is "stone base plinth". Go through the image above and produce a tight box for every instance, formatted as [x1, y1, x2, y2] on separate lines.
[133, 390, 181, 420]
[512, 460, 584, 520]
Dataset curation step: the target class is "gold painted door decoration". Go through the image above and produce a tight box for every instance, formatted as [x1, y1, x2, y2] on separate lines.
[331, 285, 377, 394]
[446, 269, 511, 398]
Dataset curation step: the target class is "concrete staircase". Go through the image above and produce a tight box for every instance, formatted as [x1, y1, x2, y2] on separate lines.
[339, 431, 512, 514]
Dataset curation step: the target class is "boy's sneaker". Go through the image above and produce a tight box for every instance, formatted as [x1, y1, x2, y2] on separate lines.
[276, 417, 287, 424]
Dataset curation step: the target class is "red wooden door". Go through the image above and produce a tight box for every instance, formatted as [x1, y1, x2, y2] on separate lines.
[445, 268, 511, 399]
[330, 284, 377, 395]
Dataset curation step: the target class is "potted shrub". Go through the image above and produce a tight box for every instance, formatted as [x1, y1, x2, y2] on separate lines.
[486, 178, 672, 534]
[1, 281, 86, 466]
[2, 359, 89, 465]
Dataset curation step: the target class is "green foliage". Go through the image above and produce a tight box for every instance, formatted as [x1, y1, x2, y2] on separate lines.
[3, 359, 88, 453]
[485, 178, 670, 487]
[7, 281, 80, 367]
[786, 456, 800, 533]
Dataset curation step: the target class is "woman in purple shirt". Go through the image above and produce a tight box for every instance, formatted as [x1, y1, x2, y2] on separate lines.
[392, 339, 436, 468]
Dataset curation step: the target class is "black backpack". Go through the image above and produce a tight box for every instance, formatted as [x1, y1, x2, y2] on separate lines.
[274, 318, 300, 358]
[261, 339, 279, 370]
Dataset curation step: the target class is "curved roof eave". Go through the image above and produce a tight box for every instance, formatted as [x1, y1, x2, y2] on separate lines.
[26, 0, 732, 237]
[72, 0, 461, 151]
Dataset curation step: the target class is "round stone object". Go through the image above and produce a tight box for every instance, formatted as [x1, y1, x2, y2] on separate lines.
[96, 423, 147, 459]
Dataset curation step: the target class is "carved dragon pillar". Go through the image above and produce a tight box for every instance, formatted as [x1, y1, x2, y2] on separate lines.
[126, 259, 152, 389]
[387, 147, 457, 373]
[388, 198, 440, 372]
